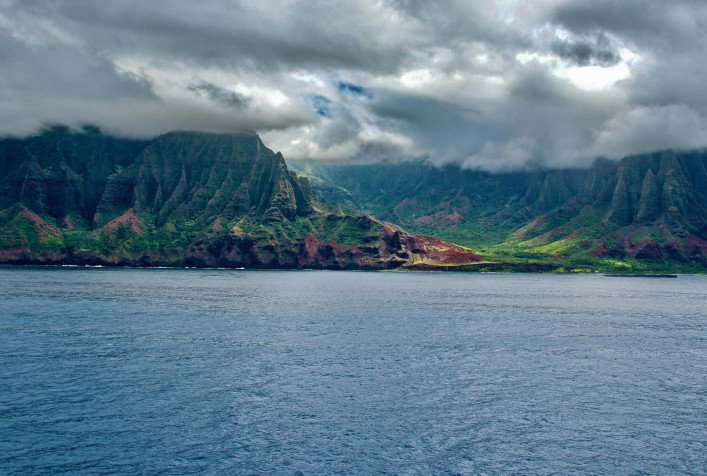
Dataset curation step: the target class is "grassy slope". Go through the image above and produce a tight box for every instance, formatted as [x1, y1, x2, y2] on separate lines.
[290, 162, 706, 274]
[0, 198, 384, 264]
[398, 210, 706, 274]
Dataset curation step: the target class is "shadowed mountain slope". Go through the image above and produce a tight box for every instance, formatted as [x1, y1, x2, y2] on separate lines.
[290, 152, 707, 272]
[0, 128, 480, 269]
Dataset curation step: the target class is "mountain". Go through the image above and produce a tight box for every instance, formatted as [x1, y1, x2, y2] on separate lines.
[290, 152, 707, 273]
[4, 127, 705, 273]
[0, 127, 481, 269]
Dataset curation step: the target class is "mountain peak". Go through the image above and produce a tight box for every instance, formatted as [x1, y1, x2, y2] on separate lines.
[0, 129, 482, 270]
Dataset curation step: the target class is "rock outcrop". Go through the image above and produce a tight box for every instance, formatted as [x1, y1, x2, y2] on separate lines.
[634, 170, 660, 223]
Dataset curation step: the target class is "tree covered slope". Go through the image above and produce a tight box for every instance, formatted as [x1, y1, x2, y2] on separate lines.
[290, 152, 707, 273]
[0, 127, 481, 270]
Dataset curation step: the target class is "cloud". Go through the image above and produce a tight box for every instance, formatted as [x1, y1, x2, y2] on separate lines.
[463, 137, 538, 173]
[306, 95, 332, 118]
[338, 82, 372, 98]
[551, 33, 620, 67]
[0, 28, 158, 136]
[551, 0, 707, 48]
[187, 79, 251, 109]
[591, 105, 707, 158]
[0, 0, 706, 169]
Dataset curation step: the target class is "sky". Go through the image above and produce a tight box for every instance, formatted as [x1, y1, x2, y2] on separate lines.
[1, 0, 707, 171]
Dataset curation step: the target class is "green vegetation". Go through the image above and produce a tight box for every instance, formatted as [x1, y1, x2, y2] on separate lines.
[291, 158, 707, 274]
[2, 128, 705, 272]
[0, 205, 64, 253]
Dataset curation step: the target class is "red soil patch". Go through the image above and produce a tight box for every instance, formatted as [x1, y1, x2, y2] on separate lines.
[405, 234, 481, 264]
[413, 215, 434, 225]
[425, 191, 471, 215]
[446, 211, 463, 224]
[623, 231, 660, 258]
[0, 248, 24, 259]
[588, 244, 608, 257]
[630, 240, 660, 258]
[685, 235, 707, 256]
[412, 210, 463, 227]
[19, 208, 61, 239]
[62, 216, 75, 230]
[321, 239, 346, 262]
[101, 209, 144, 235]
[551, 253, 563, 261]
[561, 231, 578, 240]
[624, 231, 636, 248]
[303, 233, 320, 256]
[687, 235, 707, 249]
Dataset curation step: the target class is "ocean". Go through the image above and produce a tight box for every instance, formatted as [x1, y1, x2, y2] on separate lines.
[1, 267, 705, 474]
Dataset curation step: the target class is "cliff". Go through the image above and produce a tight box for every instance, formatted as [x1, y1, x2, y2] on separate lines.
[291, 151, 707, 271]
[0, 128, 481, 269]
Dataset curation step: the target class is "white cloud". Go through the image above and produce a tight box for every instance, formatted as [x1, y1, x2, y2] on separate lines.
[553, 62, 630, 90]
[463, 137, 537, 172]
[591, 105, 707, 158]
[0, 0, 706, 169]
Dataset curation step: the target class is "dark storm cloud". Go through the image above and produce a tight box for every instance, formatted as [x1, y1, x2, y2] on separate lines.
[548, 0, 707, 159]
[371, 91, 495, 149]
[387, 0, 530, 51]
[551, 0, 707, 46]
[0, 30, 155, 102]
[3, 0, 423, 75]
[371, 66, 620, 170]
[187, 79, 251, 109]
[551, 34, 620, 67]
[1, 0, 707, 168]
[0, 28, 158, 136]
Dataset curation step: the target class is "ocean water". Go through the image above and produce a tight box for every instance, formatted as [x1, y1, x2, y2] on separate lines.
[0, 267, 705, 475]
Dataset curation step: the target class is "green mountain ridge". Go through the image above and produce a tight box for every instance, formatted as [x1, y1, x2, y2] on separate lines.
[4, 126, 706, 273]
[289, 152, 707, 273]
[0, 127, 481, 270]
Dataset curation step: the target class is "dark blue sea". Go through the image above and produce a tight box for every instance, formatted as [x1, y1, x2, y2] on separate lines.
[1, 267, 705, 475]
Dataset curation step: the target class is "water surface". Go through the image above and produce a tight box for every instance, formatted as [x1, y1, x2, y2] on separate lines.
[1, 268, 705, 474]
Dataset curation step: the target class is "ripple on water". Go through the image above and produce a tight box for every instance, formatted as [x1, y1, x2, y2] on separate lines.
[0, 269, 705, 474]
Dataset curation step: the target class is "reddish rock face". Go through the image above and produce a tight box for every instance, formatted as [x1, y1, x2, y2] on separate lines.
[62, 216, 75, 230]
[561, 231, 578, 240]
[19, 208, 62, 239]
[588, 244, 608, 257]
[99, 209, 144, 235]
[401, 234, 481, 265]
